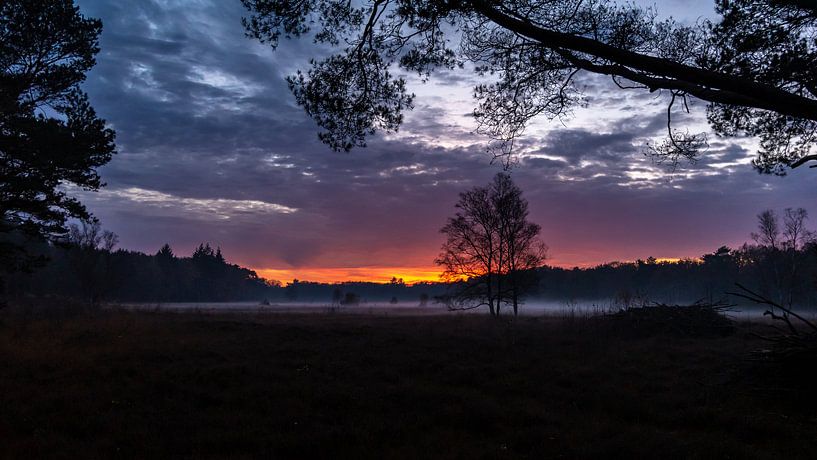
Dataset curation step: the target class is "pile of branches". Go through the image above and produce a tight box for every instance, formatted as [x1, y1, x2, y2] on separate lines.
[602, 301, 735, 338]
[729, 284, 817, 364]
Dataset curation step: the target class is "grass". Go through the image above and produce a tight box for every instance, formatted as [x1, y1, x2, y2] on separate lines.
[1, 307, 816, 459]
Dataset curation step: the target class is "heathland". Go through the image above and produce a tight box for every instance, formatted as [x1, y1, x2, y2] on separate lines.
[2, 306, 815, 459]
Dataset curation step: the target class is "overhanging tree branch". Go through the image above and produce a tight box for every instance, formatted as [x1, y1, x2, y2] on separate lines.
[470, 0, 817, 121]
[243, 0, 817, 172]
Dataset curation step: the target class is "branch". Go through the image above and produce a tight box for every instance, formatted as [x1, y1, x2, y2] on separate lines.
[470, 0, 817, 122]
[728, 283, 817, 333]
[790, 154, 817, 169]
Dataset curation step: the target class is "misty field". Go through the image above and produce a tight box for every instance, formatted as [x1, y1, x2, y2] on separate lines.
[1, 308, 816, 459]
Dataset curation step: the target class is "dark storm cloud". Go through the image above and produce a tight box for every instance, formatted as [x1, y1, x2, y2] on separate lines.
[73, 0, 816, 275]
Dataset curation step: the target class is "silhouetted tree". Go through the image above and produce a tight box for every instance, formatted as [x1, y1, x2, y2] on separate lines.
[157, 243, 175, 260]
[332, 286, 343, 306]
[437, 173, 546, 316]
[783, 208, 815, 250]
[753, 209, 781, 250]
[746, 208, 816, 307]
[243, 0, 817, 172]
[437, 180, 500, 315]
[1, 0, 115, 284]
[493, 174, 548, 316]
[155, 243, 177, 301]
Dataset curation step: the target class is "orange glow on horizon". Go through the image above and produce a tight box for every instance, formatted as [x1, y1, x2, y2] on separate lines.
[254, 257, 703, 284]
[654, 258, 682, 264]
[552, 257, 704, 269]
[254, 266, 444, 285]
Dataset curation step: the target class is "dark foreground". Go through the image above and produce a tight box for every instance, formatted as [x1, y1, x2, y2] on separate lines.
[1, 308, 815, 459]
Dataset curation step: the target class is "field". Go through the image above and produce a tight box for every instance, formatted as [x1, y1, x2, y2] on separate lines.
[1, 307, 816, 459]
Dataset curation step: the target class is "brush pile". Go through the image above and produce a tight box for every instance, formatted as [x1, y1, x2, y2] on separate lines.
[603, 301, 735, 338]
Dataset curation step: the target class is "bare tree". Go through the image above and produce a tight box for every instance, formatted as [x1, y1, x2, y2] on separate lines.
[436, 173, 546, 316]
[748, 208, 816, 308]
[783, 208, 814, 250]
[492, 174, 548, 316]
[436, 184, 500, 315]
[752, 210, 781, 250]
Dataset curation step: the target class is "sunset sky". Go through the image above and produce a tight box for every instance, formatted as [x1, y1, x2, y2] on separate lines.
[73, 0, 817, 284]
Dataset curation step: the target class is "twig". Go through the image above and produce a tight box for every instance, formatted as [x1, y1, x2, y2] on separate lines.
[728, 283, 817, 333]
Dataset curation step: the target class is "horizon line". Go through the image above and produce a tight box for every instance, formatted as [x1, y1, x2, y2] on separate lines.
[252, 257, 703, 285]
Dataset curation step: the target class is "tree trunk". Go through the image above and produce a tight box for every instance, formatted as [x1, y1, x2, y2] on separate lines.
[495, 270, 503, 318]
[487, 273, 495, 316]
[509, 269, 519, 317]
[513, 291, 518, 317]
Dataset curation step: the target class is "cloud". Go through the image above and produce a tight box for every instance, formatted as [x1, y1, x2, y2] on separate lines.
[72, 0, 817, 278]
[102, 187, 296, 220]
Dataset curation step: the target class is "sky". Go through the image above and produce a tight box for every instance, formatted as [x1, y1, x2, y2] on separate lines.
[72, 0, 816, 283]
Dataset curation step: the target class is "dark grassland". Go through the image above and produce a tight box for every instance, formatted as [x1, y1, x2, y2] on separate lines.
[1, 308, 815, 459]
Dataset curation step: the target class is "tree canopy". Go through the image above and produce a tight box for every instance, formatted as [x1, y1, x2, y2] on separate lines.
[242, 0, 817, 174]
[1, 0, 115, 272]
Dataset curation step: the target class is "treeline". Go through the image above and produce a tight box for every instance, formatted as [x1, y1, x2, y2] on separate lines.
[10, 240, 816, 309]
[7, 210, 817, 309]
[6, 240, 447, 303]
[532, 246, 817, 307]
[7, 241, 817, 308]
[4, 221, 446, 304]
[7, 240, 273, 303]
[538, 208, 817, 307]
[530, 208, 817, 308]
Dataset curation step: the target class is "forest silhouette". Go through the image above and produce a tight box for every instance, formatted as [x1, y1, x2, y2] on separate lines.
[6, 206, 816, 313]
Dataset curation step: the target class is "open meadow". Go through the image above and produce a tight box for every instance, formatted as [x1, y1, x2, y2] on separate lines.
[1, 306, 816, 459]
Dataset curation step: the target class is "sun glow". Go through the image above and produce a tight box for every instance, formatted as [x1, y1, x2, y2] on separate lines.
[254, 266, 443, 285]
[254, 258, 705, 284]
